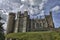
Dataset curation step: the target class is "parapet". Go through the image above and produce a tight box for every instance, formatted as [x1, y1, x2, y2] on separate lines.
[17, 11, 21, 14]
[24, 11, 28, 16]
[9, 12, 16, 16]
[17, 11, 21, 18]
[20, 14, 24, 17]
[24, 11, 28, 13]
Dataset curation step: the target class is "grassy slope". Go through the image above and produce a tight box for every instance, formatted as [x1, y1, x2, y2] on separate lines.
[6, 31, 60, 40]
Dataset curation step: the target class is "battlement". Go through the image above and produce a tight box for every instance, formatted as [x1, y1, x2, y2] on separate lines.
[9, 12, 15, 16]
[24, 11, 28, 16]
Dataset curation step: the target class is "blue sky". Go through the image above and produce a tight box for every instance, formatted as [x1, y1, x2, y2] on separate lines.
[0, 0, 60, 29]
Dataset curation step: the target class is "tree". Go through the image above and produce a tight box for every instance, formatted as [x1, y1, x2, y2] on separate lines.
[0, 16, 5, 40]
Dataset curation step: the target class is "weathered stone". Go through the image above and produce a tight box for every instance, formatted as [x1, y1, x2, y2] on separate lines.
[6, 12, 15, 34]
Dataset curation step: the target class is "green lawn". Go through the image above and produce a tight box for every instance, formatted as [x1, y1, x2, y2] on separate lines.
[6, 31, 60, 40]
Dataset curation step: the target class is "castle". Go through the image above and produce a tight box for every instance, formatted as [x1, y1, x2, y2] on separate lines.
[6, 11, 54, 34]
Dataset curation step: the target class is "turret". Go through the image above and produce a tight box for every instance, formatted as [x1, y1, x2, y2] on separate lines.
[7, 12, 16, 34]
[45, 11, 54, 29]
[22, 11, 28, 32]
[24, 11, 28, 17]
[14, 11, 21, 33]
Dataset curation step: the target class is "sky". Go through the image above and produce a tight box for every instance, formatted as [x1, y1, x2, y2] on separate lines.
[0, 0, 60, 30]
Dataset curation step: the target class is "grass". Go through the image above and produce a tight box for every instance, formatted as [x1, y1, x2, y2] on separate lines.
[6, 31, 60, 40]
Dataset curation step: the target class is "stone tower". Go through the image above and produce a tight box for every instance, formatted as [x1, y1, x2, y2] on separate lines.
[31, 19, 35, 31]
[45, 11, 54, 29]
[14, 11, 21, 33]
[23, 11, 28, 32]
[26, 15, 31, 32]
[6, 12, 15, 34]
[18, 14, 24, 32]
[14, 11, 30, 32]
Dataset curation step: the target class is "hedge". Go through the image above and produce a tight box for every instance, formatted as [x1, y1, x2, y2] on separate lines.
[6, 31, 60, 40]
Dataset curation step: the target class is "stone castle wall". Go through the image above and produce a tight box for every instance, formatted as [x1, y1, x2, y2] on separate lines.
[7, 11, 54, 34]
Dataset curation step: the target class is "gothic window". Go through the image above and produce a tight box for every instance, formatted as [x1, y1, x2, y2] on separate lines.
[20, 18, 23, 26]
[40, 23, 42, 28]
[36, 23, 39, 28]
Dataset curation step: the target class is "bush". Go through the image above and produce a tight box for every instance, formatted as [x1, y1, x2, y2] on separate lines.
[6, 31, 60, 40]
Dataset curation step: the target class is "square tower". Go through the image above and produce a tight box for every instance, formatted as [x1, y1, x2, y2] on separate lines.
[7, 12, 16, 34]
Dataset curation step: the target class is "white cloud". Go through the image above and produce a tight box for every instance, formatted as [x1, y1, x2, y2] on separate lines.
[29, 0, 42, 5]
[21, 0, 25, 2]
[20, 4, 24, 9]
[0, 0, 48, 16]
[51, 6, 60, 11]
[39, 0, 48, 10]
[42, 0, 48, 3]
[0, 0, 6, 4]
[39, 3, 44, 10]
[29, 0, 34, 5]
[38, 10, 44, 16]
[0, 0, 60, 29]
[40, 10, 44, 15]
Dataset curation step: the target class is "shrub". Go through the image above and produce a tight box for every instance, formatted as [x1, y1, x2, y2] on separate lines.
[6, 31, 60, 40]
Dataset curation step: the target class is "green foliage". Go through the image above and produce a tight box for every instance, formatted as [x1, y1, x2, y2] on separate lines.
[6, 31, 60, 40]
[0, 17, 5, 40]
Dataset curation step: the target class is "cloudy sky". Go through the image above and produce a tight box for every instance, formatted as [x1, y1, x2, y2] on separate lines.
[0, 0, 60, 29]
